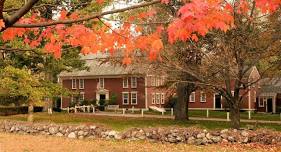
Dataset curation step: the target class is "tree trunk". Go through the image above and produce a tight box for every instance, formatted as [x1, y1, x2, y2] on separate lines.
[230, 102, 240, 129]
[27, 103, 34, 122]
[175, 83, 188, 120]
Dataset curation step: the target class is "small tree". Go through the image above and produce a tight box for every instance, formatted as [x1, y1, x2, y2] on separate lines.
[0, 66, 68, 122]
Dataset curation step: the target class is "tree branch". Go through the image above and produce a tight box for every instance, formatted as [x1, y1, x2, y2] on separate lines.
[3, 0, 39, 30]
[11, 0, 161, 28]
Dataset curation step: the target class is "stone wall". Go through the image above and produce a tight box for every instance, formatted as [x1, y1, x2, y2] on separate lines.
[0, 120, 280, 145]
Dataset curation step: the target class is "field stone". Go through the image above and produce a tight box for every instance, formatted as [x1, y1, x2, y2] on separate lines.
[197, 133, 205, 139]
[211, 136, 221, 143]
[241, 130, 249, 137]
[56, 132, 64, 137]
[68, 132, 76, 139]
[49, 127, 59, 134]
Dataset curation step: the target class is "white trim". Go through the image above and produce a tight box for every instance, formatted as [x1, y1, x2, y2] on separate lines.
[122, 92, 129, 105]
[156, 93, 161, 104]
[123, 77, 128, 88]
[131, 77, 137, 88]
[79, 92, 85, 101]
[248, 89, 251, 110]
[161, 93, 165, 104]
[72, 79, 77, 89]
[189, 92, 195, 102]
[152, 93, 156, 104]
[79, 79, 84, 89]
[99, 78, 104, 89]
[200, 91, 206, 102]
[145, 77, 148, 108]
[131, 92, 138, 105]
[259, 97, 265, 107]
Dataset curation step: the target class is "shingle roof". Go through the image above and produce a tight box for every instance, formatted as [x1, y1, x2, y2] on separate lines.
[260, 78, 281, 93]
[59, 53, 145, 77]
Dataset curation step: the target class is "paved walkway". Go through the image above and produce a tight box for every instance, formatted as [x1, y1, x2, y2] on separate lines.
[76, 112, 281, 124]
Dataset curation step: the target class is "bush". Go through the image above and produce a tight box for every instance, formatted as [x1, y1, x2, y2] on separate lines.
[108, 93, 118, 105]
[0, 106, 43, 116]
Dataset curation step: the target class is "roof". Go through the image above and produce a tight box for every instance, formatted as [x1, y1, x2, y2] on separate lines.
[260, 78, 281, 94]
[59, 53, 146, 78]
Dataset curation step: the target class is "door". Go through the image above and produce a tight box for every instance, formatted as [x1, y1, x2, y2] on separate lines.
[267, 98, 273, 113]
[215, 94, 222, 109]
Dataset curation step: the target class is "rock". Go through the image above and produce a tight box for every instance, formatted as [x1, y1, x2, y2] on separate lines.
[78, 130, 84, 136]
[10, 126, 15, 132]
[68, 132, 76, 139]
[56, 133, 64, 137]
[90, 126, 96, 130]
[241, 130, 249, 137]
[211, 136, 221, 143]
[206, 133, 212, 139]
[114, 134, 122, 140]
[78, 136, 84, 139]
[242, 137, 249, 143]
[49, 127, 59, 134]
[187, 137, 195, 144]
[108, 130, 118, 138]
[246, 125, 255, 130]
[233, 129, 238, 133]
[227, 136, 235, 142]
[195, 138, 207, 145]
[220, 129, 228, 134]
[197, 133, 205, 139]
[221, 134, 228, 139]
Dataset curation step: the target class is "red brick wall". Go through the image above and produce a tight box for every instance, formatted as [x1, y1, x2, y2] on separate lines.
[61, 76, 146, 108]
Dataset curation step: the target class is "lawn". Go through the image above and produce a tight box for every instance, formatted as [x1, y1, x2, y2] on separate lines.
[0, 112, 281, 131]
[1, 133, 279, 152]
[188, 110, 281, 121]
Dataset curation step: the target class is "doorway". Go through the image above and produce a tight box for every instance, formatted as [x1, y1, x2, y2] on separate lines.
[267, 98, 273, 113]
[215, 94, 222, 109]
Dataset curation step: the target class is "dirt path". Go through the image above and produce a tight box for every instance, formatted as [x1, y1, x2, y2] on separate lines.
[0, 133, 280, 152]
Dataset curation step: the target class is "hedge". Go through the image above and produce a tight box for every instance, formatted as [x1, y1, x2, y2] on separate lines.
[0, 106, 43, 116]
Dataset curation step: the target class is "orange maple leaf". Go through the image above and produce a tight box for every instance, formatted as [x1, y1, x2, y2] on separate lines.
[0, 19, 5, 30]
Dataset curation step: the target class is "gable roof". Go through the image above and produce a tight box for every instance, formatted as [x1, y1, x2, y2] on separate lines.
[260, 78, 281, 93]
[59, 53, 146, 78]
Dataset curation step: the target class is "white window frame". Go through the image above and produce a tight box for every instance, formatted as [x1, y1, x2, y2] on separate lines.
[151, 76, 156, 86]
[79, 79, 84, 89]
[79, 92, 85, 101]
[189, 92, 195, 102]
[156, 93, 161, 104]
[99, 78, 104, 89]
[200, 92, 206, 102]
[131, 92, 138, 105]
[161, 93, 165, 104]
[152, 93, 156, 104]
[231, 91, 234, 96]
[131, 77, 137, 88]
[123, 77, 128, 88]
[72, 79, 77, 89]
[122, 92, 129, 105]
[259, 98, 265, 107]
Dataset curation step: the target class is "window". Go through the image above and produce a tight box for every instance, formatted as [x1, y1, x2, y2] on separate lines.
[79, 79, 84, 89]
[131, 92, 137, 105]
[152, 93, 156, 104]
[79, 92, 85, 101]
[156, 93, 161, 104]
[99, 78, 104, 89]
[200, 92, 206, 102]
[151, 76, 156, 86]
[156, 77, 160, 86]
[123, 78, 128, 88]
[190, 92, 195, 102]
[259, 98, 265, 107]
[122, 92, 129, 105]
[131, 77, 137, 88]
[161, 93, 165, 104]
[72, 79, 77, 89]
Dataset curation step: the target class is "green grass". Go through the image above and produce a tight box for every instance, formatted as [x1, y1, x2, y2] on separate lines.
[188, 110, 281, 121]
[0, 112, 281, 131]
